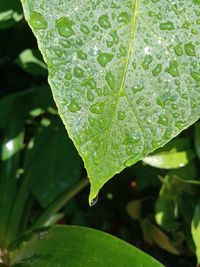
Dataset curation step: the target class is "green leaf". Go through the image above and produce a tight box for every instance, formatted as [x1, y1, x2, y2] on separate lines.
[192, 200, 200, 264]
[141, 219, 180, 255]
[10, 226, 164, 267]
[21, 0, 200, 203]
[0, 0, 23, 29]
[143, 149, 195, 169]
[155, 163, 198, 232]
[195, 122, 200, 160]
[25, 117, 82, 207]
[0, 86, 54, 129]
[16, 49, 48, 76]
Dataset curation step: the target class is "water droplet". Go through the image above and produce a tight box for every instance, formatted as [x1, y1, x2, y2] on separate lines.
[74, 67, 84, 78]
[90, 101, 105, 114]
[82, 77, 97, 89]
[90, 195, 99, 206]
[117, 12, 131, 24]
[105, 71, 115, 90]
[92, 25, 100, 31]
[191, 72, 200, 81]
[165, 60, 179, 77]
[152, 63, 162, 76]
[160, 21, 175, 30]
[65, 71, 72, 80]
[174, 44, 183, 56]
[97, 52, 113, 67]
[142, 55, 153, 70]
[80, 24, 90, 35]
[98, 14, 111, 29]
[77, 50, 87, 60]
[158, 115, 168, 126]
[87, 90, 95, 102]
[29, 12, 47, 29]
[68, 99, 81, 113]
[119, 44, 127, 57]
[118, 111, 125, 120]
[184, 43, 196, 56]
[56, 17, 75, 37]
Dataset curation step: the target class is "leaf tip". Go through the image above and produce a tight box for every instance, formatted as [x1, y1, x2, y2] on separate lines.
[89, 182, 100, 207]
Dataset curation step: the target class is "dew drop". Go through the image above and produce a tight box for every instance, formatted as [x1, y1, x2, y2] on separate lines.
[190, 72, 200, 81]
[29, 12, 47, 29]
[159, 21, 175, 30]
[82, 77, 97, 89]
[118, 111, 125, 120]
[90, 101, 105, 114]
[184, 43, 196, 56]
[68, 99, 81, 113]
[97, 52, 113, 67]
[105, 71, 115, 90]
[158, 115, 168, 126]
[117, 12, 131, 24]
[142, 55, 153, 70]
[174, 44, 183, 56]
[77, 50, 88, 60]
[165, 60, 179, 77]
[98, 14, 111, 29]
[152, 63, 162, 76]
[56, 17, 75, 37]
[80, 24, 90, 35]
[74, 67, 84, 78]
[90, 195, 99, 206]
[87, 90, 95, 102]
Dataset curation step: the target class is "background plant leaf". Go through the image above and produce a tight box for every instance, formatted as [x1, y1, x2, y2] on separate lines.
[25, 117, 82, 207]
[0, 0, 23, 29]
[192, 200, 200, 265]
[21, 0, 200, 203]
[10, 226, 164, 267]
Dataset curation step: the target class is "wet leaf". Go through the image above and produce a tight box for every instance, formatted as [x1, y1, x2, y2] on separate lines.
[21, 0, 200, 202]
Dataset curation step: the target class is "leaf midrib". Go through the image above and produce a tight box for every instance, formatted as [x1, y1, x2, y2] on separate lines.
[103, 0, 140, 157]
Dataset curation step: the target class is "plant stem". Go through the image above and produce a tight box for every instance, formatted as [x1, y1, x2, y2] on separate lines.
[29, 178, 89, 230]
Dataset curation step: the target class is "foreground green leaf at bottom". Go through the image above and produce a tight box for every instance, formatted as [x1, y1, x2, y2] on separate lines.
[192, 200, 200, 264]
[10, 226, 164, 267]
[21, 0, 200, 202]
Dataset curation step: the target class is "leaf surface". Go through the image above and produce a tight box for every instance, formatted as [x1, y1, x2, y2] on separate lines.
[21, 0, 200, 202]
[192, 200, 200, 264]
[10, 225, 164, 267]
[26, 117, 82, 207]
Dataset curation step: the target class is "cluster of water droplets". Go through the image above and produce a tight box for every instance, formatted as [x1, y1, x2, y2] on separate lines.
[27, 0, 200, 179]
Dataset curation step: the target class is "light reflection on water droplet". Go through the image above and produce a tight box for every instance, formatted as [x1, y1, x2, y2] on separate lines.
[90, 195, 99, 206]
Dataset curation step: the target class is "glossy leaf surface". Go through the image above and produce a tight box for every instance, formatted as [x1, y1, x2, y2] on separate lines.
[10, 226, 164, 267]
[21, 0, 200, 202]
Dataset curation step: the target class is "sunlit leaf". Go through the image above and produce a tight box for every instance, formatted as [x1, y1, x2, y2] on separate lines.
[16, 49, 47, 76]
[21, 0, 200, 202]
[0, 0, 23, 29]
